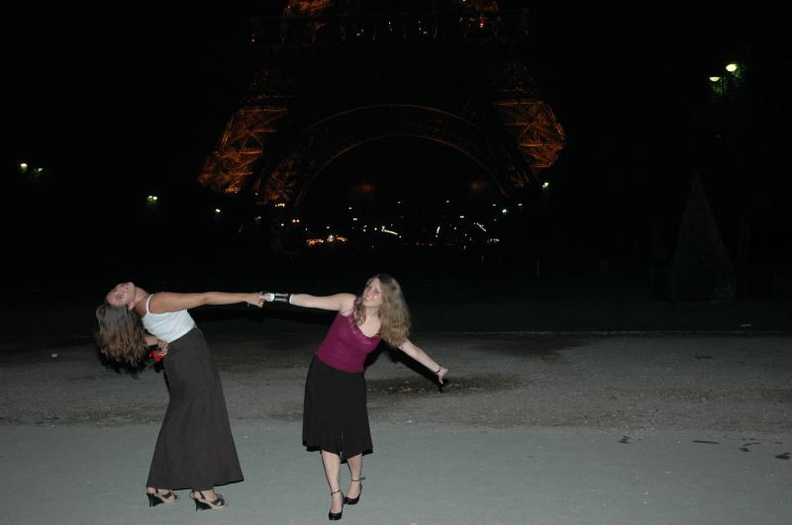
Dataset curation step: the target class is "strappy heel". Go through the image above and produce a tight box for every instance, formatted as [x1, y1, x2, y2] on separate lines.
[344, 478, 364, 505]
[146, 488, 178, 507]
[328, 489, 344, 521]
[191, 490, 228, 511]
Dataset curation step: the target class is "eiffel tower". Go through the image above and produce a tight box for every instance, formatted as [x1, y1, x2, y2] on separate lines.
[198, 1, 565, 227]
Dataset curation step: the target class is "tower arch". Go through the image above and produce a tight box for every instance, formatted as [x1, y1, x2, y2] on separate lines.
[198, 4, 565, 221]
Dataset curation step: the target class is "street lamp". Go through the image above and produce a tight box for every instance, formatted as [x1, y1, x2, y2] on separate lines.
[709, 62, 741, 98]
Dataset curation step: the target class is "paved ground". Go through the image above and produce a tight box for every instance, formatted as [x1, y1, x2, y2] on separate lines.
[1, 313, 790, 525]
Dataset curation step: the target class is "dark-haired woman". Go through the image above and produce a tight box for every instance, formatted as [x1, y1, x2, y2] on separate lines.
[96, 282, 265, 511]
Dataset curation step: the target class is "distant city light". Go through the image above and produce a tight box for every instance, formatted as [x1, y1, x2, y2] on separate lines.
[18, 162, 45, 180]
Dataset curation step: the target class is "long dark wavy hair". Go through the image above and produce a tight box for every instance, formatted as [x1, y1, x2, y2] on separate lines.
[95, 303, 149, 366]
[352, 273, 411, 347]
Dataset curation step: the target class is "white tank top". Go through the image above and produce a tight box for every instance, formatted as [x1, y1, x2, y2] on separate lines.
[141, 294, 196, 342]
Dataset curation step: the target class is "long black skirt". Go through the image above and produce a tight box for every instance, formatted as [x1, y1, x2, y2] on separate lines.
[146, 328, 243, 490]
[303, 356, 373, 461]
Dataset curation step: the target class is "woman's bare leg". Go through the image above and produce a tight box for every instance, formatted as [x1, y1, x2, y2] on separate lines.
[321, 450, 344, 514]
[345, 454, 363, 499]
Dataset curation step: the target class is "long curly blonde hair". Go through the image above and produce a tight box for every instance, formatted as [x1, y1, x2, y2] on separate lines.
[95, 303, 149, 366]
[353, 273, 411, 347]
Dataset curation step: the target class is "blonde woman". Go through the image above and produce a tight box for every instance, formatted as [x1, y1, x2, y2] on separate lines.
[265, 273, 448, 521]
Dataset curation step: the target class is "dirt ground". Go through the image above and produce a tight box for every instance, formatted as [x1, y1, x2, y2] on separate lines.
[3, 320, 790, 436]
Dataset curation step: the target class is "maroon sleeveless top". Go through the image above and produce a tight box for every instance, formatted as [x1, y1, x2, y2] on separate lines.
[315, 312, 381, 373]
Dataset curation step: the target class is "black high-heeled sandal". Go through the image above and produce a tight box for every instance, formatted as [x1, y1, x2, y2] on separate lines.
[146, 488, 178, 507]
[328, 489, 344, 521]
[191, 490, 228, 511]
[344, 478, 363, 505]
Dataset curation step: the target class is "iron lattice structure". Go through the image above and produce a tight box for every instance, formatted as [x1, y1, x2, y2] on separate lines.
[198, 1, 565, 214]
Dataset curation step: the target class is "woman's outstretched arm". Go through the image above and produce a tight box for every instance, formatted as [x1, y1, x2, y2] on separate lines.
[398, 339, 448, 384]
[265, 292, 355, 312]
[148, 291, 265, 313]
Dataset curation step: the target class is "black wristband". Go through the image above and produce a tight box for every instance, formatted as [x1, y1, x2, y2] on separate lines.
[271, 292, 291, 304]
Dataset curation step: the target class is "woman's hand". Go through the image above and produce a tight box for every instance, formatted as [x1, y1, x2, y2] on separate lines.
[156, 339, 169, 355]
[436, 366, 448, 385]
[247, 292, 266, 307]
[149, 339, 169, 362]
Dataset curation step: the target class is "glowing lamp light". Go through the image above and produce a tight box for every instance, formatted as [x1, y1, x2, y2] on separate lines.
[725, 63, 738, 73]
[146, 195, 158, 205]
[709, 76, 721, 82]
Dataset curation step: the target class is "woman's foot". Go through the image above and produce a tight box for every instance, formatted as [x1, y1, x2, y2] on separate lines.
[328, 489, 344, 520]
[344, 479, 363, 505]
[146, 487, 178, 506]
[191, 490, 228, 511]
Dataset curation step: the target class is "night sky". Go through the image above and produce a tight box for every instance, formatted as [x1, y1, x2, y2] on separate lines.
[7, 3, 791, 285]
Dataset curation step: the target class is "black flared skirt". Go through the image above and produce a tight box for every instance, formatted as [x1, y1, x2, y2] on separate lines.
[302, 356, 373, 460]
[146, 328, 243, 490]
